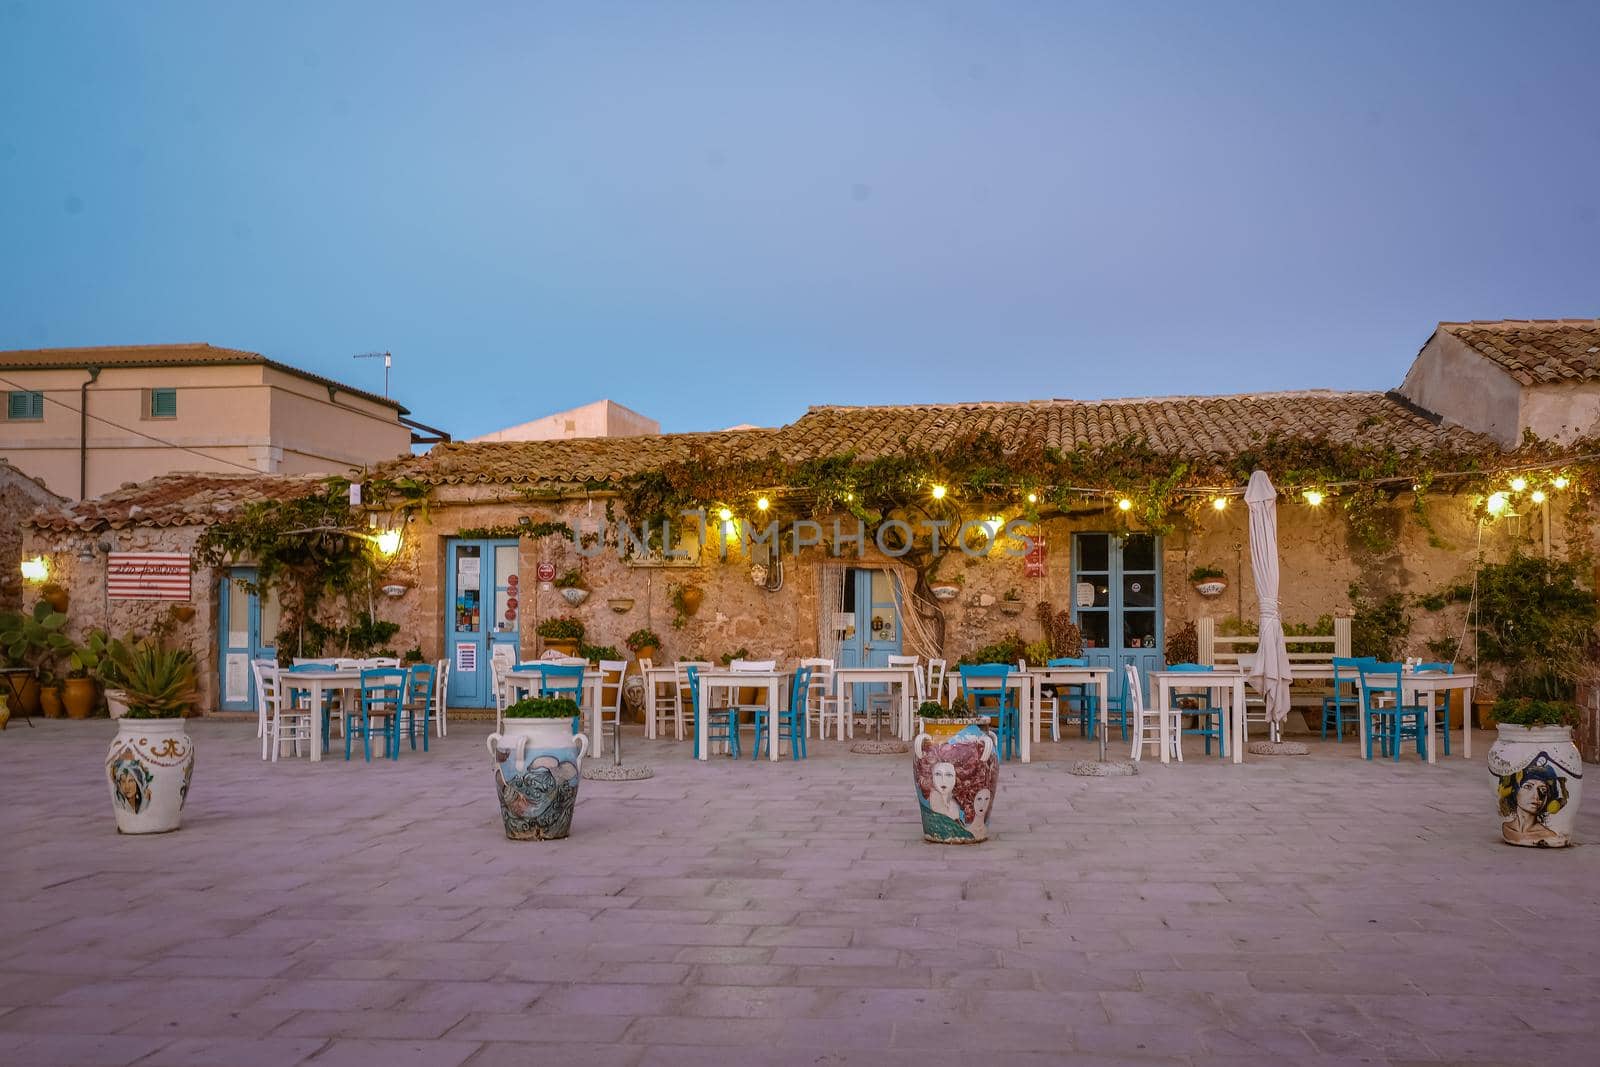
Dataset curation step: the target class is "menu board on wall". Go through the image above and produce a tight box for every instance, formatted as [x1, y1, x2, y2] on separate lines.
[108, 553, 192, 601]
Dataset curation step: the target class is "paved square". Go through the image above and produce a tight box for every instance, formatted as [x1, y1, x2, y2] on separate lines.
[2, 719, 1596, 1065]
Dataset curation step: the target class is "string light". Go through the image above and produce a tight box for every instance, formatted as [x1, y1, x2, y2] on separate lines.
[1303, 490, 1324, 507]
[1510, 476, 1528, 492]
[930, 484, 947, 500]
[1117, 498, 1133, 512]
[1026, 492, 1037, 504]
[1553, 476, 1570, 490]
[1485, 492, 1508, 516]
[756, 496, 770, 511]
[1531, 489, 1547, 504]
[717, 507, 732, 522]
[1212, 496, 1228, 511]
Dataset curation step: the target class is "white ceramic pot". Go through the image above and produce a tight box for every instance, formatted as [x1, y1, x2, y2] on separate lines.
[930, 585, 960, 601]
[105, 689, 130, 720]
[559, 587, 589, 606]
[487, 718, 589, 840]
[1487, 725, 1584, 848]
[106, 717, 194, 834]
[1193, 579, 1228, 597]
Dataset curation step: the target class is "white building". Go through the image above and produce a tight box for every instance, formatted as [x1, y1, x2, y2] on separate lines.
[470, 399, 659, 442]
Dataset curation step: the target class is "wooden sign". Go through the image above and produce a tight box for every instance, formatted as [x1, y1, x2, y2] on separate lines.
[107, 552, 192, 601]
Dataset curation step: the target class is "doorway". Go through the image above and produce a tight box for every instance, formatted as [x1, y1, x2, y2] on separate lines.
[1070, 532, 1164, 691]
[444, 538, 521, 707]
[217, 567, 281, 712]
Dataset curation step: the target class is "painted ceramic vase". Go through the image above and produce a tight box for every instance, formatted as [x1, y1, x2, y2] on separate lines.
[1488, 725, 1584, 848]
[912, 719, 998, 844]
[487, 719, 589, 841]
[106, 718, 194, 834]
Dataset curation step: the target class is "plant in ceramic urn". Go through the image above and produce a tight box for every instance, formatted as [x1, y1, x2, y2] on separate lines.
[626, 628, 662, 666]
[1487, 695, 1584, 848]
[488, 696, 588, 840]
[536, 616, 584, 658]
[911, 696, 998, 845]
[1190, 565, 1228, 597]
[63, 631, 112, 719]
[102, 639, 197, 834]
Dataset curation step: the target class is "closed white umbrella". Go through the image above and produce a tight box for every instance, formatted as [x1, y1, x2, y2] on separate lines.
[1244, 470, 1292, 729]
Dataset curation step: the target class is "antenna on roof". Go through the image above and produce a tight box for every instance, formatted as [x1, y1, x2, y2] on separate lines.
[353, 351, 392, 397]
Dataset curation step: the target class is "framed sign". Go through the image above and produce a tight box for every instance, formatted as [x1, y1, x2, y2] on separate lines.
[107, 552, 192, 601]
[1024, 535, 1047, 578]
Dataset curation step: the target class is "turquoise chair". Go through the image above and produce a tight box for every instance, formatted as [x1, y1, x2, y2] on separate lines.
[1166, 663, 1225, 757]
[1357, 661, 1427, 761]
[348, 667, 405, 762]
[537, 664, 587, 736]
[959, 664, 1019, 761]
[285, 662, 339, 748]
[1414, 662, 1456, 756]
[685, 666, 740, 758]
[1321, 656, 1377, 741]
[402, 662, 436, 752]
[752, 666, 812, 760]
[1046, 657, 1094, 736]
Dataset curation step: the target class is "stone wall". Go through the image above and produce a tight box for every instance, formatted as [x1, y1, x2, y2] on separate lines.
[1, 461, 65, 614]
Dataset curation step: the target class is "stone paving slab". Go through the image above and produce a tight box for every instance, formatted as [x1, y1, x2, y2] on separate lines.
[1, 719, 1596, 1065]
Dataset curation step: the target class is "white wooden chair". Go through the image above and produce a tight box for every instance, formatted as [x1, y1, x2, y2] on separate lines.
[925, 659, 947, 708]
[1128, 664, 1180, 762]
[800, 658, 841, 738]
[1019, 658, 1061, 742]
[259, 661, 313, 761]
[252, 658, 277, 742]
[433, 658, 450, 737]
[597, 659, 627, 750]
[1234, 653, 1279, 743]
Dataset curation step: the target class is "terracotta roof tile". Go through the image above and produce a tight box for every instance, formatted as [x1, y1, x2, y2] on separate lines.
[1439, 319, 1600, 386]
[27, 472, 330, 532]
[378, 428, 782, 485]
[0, 342, 407, 412]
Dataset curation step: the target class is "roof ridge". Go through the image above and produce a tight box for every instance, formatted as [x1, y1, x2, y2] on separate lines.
[805, 390, 1378, 413]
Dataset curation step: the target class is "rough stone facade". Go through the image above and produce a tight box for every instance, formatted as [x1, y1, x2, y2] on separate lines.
[1, 460, 66, 614]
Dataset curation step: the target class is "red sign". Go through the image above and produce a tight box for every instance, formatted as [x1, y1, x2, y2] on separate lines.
[535, 561, 556, 583]
[506, 573, 519, 586]
[107, 552, 192, 601]
[505, 596, 518, 610]
[1023, 535, 1047, 578]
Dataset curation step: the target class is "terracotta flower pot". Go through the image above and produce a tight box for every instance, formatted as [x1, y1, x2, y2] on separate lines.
[632, 645, 658, 667]
[1488, 725, 1584, 849]
[64, 677, 98, 719]
[912, 719, 999, 844]
[679, 587, 704, 615]
[41, 685, 65, 719]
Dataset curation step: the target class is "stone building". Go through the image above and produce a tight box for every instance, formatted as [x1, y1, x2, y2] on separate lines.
[1, 460, 65, 614]
[16, 318, 1597, 716]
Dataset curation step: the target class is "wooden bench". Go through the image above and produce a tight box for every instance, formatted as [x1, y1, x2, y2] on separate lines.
[1196, 617, 1352, 709]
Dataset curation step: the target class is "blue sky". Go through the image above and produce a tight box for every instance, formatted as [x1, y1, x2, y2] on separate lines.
[2, 1, 1597, 438]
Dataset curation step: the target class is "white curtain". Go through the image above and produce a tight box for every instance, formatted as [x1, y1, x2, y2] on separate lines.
[1245, 469, 1293, 723]
[817, 562, 846, 662]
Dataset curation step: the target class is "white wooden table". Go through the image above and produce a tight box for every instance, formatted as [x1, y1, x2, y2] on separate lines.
[942, 672, 1043, 763]
[1357, 671, 1477, 764]
[696, 669, 791, 761]
[641, 665, 682, 740]
[1023, 666, 1113, 757]
[280, 668, 360, 762]
[834, 666, 920, 742]
[1150, 669, 1247, 765]
[504, 668, 607, 756]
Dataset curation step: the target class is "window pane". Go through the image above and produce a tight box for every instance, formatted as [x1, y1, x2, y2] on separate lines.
[1122, 575, 1155, 609]
[225, 581, 248, 648]
[1122, 534, 1155, 571]
[7, 391, 43, 420]
[1124, 612, 1157, 648]
[1079, 613, 1110, 649]
[870, 569, 893, 607]
[493, 545, 519, 633]
[454, 545, 481, 631]
[150, 388, 177, 418]
[1077, 534, 1109, 573]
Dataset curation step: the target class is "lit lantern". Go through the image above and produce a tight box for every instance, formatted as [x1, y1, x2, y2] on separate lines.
[1510, 476, 1528, 493]
[930, 484, 947, 500]
[717, 507, 733, 522]
[1553, 476, 1570, 490]
[1531, 490, 1547, 504]
[1117, 498, 1133, 512]
[373, 530, 402, 556]
[756, 497, 770, 512]
[1303, 490, 1324, 507]
[1026, 492, 1038, 504]
[20, 556, 49, 583]
[1212, 496, 1228, 511]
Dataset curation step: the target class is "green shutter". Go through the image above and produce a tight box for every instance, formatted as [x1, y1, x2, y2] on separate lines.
[150, 388, 177, 418]
[7, 391, 44, 420]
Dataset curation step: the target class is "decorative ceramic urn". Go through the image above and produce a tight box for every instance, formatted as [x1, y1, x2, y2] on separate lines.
[1488, 725, 1584, 848]
[912, 720, 998, 844]
[487, 719, 589, 840]
[106, 718, 194, 834]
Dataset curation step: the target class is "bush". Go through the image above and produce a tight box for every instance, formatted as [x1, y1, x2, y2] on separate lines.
[580, 643, 623, 664]
[536, 616, 585, 640]
[1349, 583, 1410, 661]
[1189, 564, 1225, 583]
[1165, 621, 1199, 665]
[504, 696, 580, 719]
[625, 628, 663, 653]
[1491, 697, 1577, 728]
[957, 634, 1025, 666]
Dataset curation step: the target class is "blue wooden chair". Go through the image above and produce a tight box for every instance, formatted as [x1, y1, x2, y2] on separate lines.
[1321, 656, 1376, 741]
[402, 662, 436, 752]
[685, 666, 740, 758]
[537, 664, 587, 736]
[753, 666, 812, 760]
[960, 664, 1018, 761]
[1415, 661, 1456, 756]
[348, 667, 405, 761]
[1046, 657, 1093, 736]
[1166, 663, 1225, 757]
[285, 662, 340, 748]
[1357, 661, 1427, 761]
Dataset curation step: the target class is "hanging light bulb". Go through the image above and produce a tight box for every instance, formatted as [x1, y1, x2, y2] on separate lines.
[1531, 489, 1547, 504]
[1026, 492, 1038, 504]
[1303, 489, 1324, 507]
[1212, 496, 1228, 511]
[1509, 476, 1528, 493]
[1117, 498, 1133, 512]
[373, 530, 402, 556]
[930, 484, 947, 500]
[1553, 475, 1570, 490]
[756, 496, 770, 511]
[717, 507, 732, 522]
[1485, 492, 1508, 516]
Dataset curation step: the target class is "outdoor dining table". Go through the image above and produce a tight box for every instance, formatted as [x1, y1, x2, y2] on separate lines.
[1149, 668, 1248, 765]
[641, 664, 683, 740]
[280, 667, 362, 762]
[504, 668, 609, 757]
[832, 665, 920, 743]
[695, 668, 792, 761]
[940, 672, 1044, 763]
[1356, 669, 1478, 764]
[1023, 666, 1114, 759]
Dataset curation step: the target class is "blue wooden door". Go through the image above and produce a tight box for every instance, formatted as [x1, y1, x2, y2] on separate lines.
[445, 539, 521, 707]
[218, 567, 278, 712]
[839, 568, 902, 705]
[1071, 533, 1163, 697]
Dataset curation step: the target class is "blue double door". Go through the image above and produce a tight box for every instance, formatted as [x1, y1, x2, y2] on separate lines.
[218, 567, 279, 712]
[445, 538, 521, 708]
[1070, 533, 1164, 696]
[838, 568, 902, 705]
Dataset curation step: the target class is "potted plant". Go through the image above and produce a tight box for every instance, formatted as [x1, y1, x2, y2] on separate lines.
[487, 696, 588, 840]
[1487, 696, 1584, 848]
[401, 646, 425, 665]
[554, 567, 589, 606]
[669, 583, 703, 628]
[39, 581, 69, 614]
[626, 628, 662, 665]
[536, 616, 584, 657]
[1000, 588, 1025, 616]
[39, 669, 66, 718]
[0, 603, 73, 718]
[1190, 565, 1228, 597]
[103, 639, 197, 834]
[911, 696, 998, 844]
[63, 632, 110, 719]
[580, 642, 623, 666]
